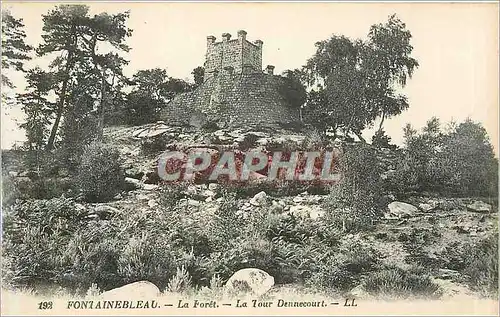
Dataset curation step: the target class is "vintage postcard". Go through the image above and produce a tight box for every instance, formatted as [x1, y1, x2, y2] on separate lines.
[1, 1, 498, 316]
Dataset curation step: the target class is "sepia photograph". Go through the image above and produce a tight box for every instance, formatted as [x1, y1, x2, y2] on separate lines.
[1, 1, 498, 316]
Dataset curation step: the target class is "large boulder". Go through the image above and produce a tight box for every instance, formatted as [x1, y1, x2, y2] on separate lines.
[386, 202, 418, 219]
[224, 268, 274, 297]
[100, 281, 160, 299]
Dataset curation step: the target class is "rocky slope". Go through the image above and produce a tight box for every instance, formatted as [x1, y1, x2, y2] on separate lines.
[97, 123, 498, 300]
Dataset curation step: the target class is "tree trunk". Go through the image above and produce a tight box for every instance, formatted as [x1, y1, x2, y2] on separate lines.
[378, 111, 386, 132]
[96, 68, 106, 140]
[46, 26, 76, 151]
[45, 55, 74, 151]
[354, 130, 366, 143]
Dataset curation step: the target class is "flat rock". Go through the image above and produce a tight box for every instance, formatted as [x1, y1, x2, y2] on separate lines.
[419, 201, 438, 212]
[387, 202, 418, 218]
[143, 184, 159, 190]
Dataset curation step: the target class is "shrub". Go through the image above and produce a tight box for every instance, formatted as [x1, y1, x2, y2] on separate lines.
[323, 143, 384, 232]
[307, 237, 380, 293]
[371, 129, 396, 149]
[166, 266, 193, 293]
[457, 234, 498, 296]
[9, 177, 71, 201]
[74, 142, 125, 202]
[389, 118, 498, 196]
[141, 135, 168, 157]
[265, 213, 311, 244]
[158, 183, 189, 210]
[2, 198, 87, 289]
[63, 224, 125, 291]
[362, 266, 441, 299]
[206, 192, 242, 249]
[124, 91, 161, 125]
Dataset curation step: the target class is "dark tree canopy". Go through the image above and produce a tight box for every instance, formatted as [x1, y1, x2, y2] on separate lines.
[192, 66, 205, 87]
[26, 4, 132, 150]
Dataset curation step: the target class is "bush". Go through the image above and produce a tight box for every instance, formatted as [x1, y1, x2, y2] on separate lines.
[2, 198, 87, 289]
[463, 234, 498, 296]
[206, 192, 242, 249]
[323, 143, 384, 232]
[371, 129, 396, 149]
[362, 266, 441, 299]
[124, 92, 161, 125]
[389, 118, 498, 196]
[117, 233, 176, 290]
[440, 234, 499, 296]
[63, 223, 125, 291]
[265, 213, 312, 244]
[5, 177, 71, 203]
[166, 266, 193, 293]
[307, 237, 380, 293]
[74, 142, 125, 202]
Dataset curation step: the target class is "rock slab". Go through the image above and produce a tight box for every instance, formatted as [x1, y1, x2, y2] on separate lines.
[386, 202, 418, 219]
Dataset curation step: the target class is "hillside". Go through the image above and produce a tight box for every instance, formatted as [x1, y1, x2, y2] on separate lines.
[3, 122, 496, 303]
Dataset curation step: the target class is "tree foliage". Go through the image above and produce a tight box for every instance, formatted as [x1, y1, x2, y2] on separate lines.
[279, 69, 307, 110]
[17, 68, 56, 151]
[391, 117, 498, 196]
[122, 68, 193, 125]
[302, 14, 418, 141]
[1, 10, 32, 88]
[191, 66, 205, 87]
[32, 4, 132, 150]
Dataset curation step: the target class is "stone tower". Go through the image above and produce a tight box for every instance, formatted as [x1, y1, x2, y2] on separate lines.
[160, 29, 301, 128]
[204, 30, 263, 81]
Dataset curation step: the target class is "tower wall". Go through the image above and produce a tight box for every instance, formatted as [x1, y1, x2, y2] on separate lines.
[205, 31, 262, 81]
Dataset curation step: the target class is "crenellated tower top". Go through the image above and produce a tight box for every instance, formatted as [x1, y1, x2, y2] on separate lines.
[204, 30, 263, 81]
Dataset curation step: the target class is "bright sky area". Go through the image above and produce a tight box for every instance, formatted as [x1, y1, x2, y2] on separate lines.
[1, 2, 498, 155]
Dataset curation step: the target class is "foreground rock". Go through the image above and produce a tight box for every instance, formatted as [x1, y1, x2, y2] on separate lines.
[386, 202, 418, 219]
[250, 191, 268, 207]
[101, 281, 161, 299]
[224, 268, 274, 297]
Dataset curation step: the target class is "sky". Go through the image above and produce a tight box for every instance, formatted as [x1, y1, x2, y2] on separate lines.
[1, 2, 499, 155]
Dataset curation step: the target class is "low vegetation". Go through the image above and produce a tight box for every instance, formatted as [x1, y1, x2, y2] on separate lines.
[2, 119, 498, 300]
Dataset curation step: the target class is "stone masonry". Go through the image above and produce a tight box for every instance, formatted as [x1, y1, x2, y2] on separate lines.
[160, 30, 301, 128]
[205, 30, 263, 80]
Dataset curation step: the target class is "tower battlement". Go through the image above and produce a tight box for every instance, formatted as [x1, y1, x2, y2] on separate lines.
[204, 30, 263, 81]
